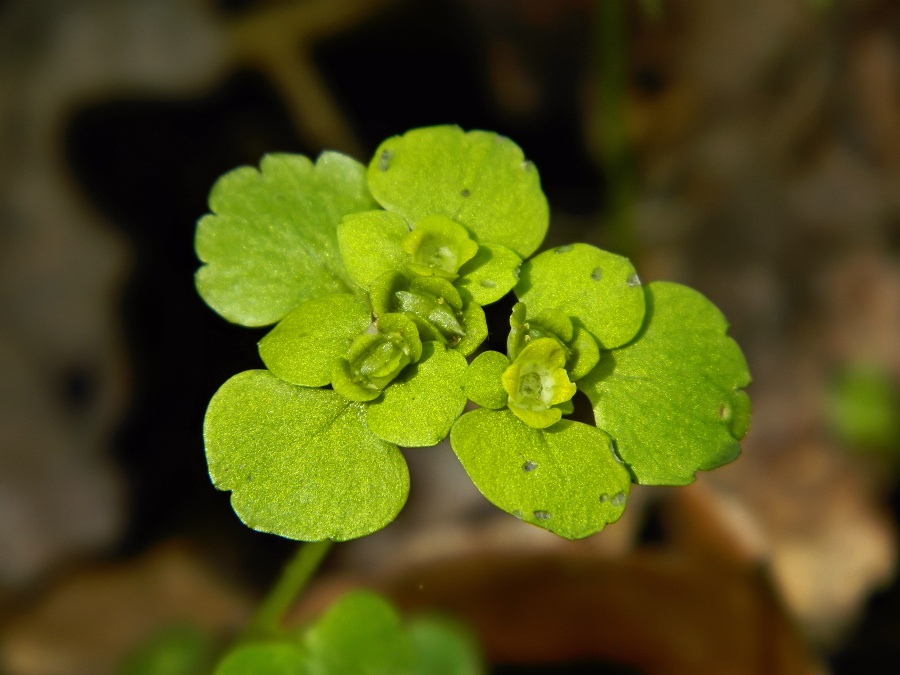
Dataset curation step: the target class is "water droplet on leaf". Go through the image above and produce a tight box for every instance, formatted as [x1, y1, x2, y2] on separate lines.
[626, 273, 642, 287]
[718, 403, 732, 420]
[599, 493, 609, 503]
[555, 245, 573, 253]
[480, 279, 496, 288]
[611, 492, 626, 506]
[533, 510, 552, 520]
[512, 509, 524, 519]
[522, 460, 537, 472]
[460, 188, 471, 197]
[591, 267, 602, 281]
[521, 160, 534, 171]
[378, 149, 393, 171]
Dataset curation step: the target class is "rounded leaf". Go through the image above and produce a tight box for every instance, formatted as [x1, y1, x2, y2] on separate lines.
[462, 351, 511, 410]
[567, 326, 600, 381]
[204, 370, 409, 541]
[196, 152, 376, 326]
[368, 126, 549, 258]
[338, 210, 410, 288]
[408, 617, 486, 675]
[304, 591, 415, 675]
[258, 293, 372, 387]
[580, 282, 752, 485]
[456, 243, 522, 306]
[450, 409, 632, 539]
[216, 644, 309, 675]
[455, 295, 488, 357]
[366, 342, 468, 447]
[515, 244, 646, 349]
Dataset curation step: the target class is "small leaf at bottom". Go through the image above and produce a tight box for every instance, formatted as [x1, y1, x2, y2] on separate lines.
[204, 370, 409, 541]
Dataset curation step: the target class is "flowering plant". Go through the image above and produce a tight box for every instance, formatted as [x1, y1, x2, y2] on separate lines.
[196, 125, 751, 543]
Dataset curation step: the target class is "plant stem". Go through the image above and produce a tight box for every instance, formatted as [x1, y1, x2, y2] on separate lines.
[244, 540, 334, 639]
[595, 0, 637, 259]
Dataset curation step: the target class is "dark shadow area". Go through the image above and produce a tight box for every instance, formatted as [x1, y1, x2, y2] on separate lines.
[64, 70, 309, 580]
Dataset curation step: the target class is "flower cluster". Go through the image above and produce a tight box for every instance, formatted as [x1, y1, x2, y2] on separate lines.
[196, 126, 751, 542]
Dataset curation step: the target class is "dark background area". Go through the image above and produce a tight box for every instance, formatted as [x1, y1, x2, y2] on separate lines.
[3, 0, 900, 672]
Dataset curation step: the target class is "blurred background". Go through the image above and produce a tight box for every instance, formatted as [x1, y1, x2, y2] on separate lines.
[2, 0, 900, 672]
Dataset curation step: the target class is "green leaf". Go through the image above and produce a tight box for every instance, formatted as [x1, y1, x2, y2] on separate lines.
[507, 304, 572, 362]
[338, 210, 410, 288]
[367, 342, 468, 447]
[368, 126, 549, 258]
[258, 294, 372, 387]
[215, 643, 309, 675]
[450, 409, 632, 539]
[580, 281, 751, 486]
[204, 370, 409, 541]
[462, 351, 510, 410]
[120, 624, 216, 675]
[196, 152, 376, 327]
[456, 243, 522, 306]
[567, 327, 600, 381]
[515, 244, 646, 349]
[828, 364, 900, 449]
[455, 293, 488, 356]
[304, 591, 415, 675]
[408, 617, 486, 675]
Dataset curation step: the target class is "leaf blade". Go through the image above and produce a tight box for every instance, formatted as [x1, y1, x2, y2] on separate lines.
[581, 281, 751, 485]
[515, 244, 646, 349]
[204, 371, 409, 541]
[368, 126, 548, 258]
[258, 293, 372, 387]
[196, 152, 376, 326]
[366, 342, 468, 447]
[450, 409, 631, 539]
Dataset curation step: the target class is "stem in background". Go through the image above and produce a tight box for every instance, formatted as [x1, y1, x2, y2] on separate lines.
[244, 540, 334, 639]
[595, 0, 637, 259]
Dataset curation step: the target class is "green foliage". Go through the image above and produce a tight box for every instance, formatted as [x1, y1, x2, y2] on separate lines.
[828, 364, 900, 451]
[408, 617, 484, 675]
[196, 124, 751, 543]
[258, 294, 372, 387]
[204, 371, 409, 541]
[215, 591, 484, 675]
[119, 624, 217, 675]
[216, 644, 309, 675]
[367, 125, 548, 258]
[515, 243, 645, 349]
[196, 153, 375, 327]
[304, 591, 415, 673]
[366, 342, 468, 447]
[451, 410, 631, 539]
[580, 282, 751, 485]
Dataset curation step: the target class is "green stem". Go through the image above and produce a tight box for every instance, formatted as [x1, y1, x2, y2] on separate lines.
[595, 0, 637, 259]
[244, 540, 334, 639]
